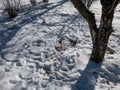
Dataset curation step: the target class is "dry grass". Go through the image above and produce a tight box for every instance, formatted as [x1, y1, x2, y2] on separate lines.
[0, 0, 22, 18]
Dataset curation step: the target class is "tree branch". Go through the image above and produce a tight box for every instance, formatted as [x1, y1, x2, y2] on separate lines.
[100, 0, 120, 33]
[108, 0, 120, 14]
[71, 0, 98, 45]
[101, 0, 120, 15]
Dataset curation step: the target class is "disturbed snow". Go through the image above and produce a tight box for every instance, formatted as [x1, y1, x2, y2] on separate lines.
[0, 0, 120, 90]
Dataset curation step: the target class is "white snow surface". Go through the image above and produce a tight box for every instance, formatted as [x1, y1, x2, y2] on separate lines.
[0, 0, 120, 90]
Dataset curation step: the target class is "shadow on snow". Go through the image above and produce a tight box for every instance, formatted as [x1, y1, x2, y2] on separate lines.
[0, 0, 70, 51]
[72, 60, 102, 90]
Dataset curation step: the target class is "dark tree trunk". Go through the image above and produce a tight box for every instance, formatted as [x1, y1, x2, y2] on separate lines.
[90, 29, 111, 63]
[71, 0, 120, 63]
[90, 0, 117, 63]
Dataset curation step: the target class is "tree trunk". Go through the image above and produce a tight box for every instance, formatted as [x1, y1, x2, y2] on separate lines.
[90, 29, 110, 63]
[71, 0, 120, 63]
[90, 0, 117, 63]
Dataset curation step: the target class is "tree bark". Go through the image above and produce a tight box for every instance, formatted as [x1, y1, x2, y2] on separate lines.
[90, 29, 111, 63]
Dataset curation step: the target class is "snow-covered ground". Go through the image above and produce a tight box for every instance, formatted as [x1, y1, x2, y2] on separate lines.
[0, 0, 120, 90]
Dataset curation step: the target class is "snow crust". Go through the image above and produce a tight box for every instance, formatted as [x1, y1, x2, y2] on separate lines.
[0, 0, 120, 90]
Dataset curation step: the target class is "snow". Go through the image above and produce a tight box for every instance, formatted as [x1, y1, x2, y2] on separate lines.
[0, 0, 120, 90]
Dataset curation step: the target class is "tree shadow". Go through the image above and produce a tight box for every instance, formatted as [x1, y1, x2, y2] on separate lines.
[99, 62, 120, 84]
[0, 0, 69, 51]
[0, 0, 86, 54]
[72, 60, 102, 90]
